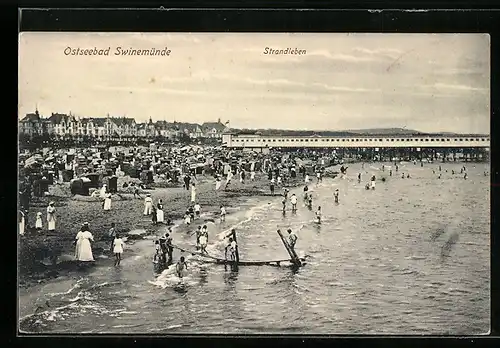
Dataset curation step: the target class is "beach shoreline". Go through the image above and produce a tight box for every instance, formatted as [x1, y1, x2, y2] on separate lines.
[18, 171, 311, 291]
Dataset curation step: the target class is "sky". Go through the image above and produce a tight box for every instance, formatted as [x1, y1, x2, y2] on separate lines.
[18, 33, 490, 134]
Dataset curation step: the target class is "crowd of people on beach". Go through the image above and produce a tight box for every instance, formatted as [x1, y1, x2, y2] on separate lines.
[19, 143, 484, 283]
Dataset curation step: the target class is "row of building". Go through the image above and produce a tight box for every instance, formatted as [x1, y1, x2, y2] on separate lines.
[19, 110, 229, 139]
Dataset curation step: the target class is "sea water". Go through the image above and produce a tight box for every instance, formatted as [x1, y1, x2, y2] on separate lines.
[19, 162, 490, 334]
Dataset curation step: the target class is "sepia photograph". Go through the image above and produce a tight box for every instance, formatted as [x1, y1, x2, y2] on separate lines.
[18, 32, 490, 334]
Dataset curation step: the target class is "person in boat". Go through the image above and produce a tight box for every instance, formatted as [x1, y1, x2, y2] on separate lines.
[195, 226, 202, 250]
[290, 193, 298, 211]
[315, 206, 322, 224]
[287, 229, 298, 253]
[176, 256, 188, 279]
[334, 188, 339, 203]
[220, 205, 226, 222]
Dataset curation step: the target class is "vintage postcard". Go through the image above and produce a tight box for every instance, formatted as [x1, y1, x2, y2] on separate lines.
[18, 32, 490, 335]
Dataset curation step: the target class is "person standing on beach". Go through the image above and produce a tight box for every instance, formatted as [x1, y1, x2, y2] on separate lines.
[334, 189, 339, 204]
[35, 212, 43, 231]
[184, 175, 191, 191]
[113, 233, 124, 266]
[108, 223, 116, 252]
[103, 192, 112, 211]
[250, 169, 256, 181]
[19, 210, 25, 236]
[270, 177, 275, 196]
[358, 173, 361, 183]
[290, 193, 298, 212]
[240, 169, 246, 184]
[215, 175, 222, 191]
[144, 194, 153, 215]
[370, 175, 376, 190]
[75, 222, 94, 262]
[282, 199, 287, 213]
[220, 205, 226, 222]
[156, 199, 164, 223]
[191, 183, 197, 203]
[47, 202, 56, 232]
[225, 170, 233, 190]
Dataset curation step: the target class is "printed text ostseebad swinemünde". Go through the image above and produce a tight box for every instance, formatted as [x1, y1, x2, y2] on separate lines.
[63, 47, 172, 56]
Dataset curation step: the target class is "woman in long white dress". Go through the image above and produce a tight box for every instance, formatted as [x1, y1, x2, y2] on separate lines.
[19, 210, 25, 236]
[156, 199, 164, 223]
[76, 223, 94, 262]
[35, 212, 43, 230]
[47, 202, 56, 231]
[191, 183, 197, 202]
[103, 193, 112, 211]
[144, 194, 153, 215]
[100, 184, 107, 198]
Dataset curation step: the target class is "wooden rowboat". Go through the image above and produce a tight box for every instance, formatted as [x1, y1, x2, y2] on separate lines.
[171, 244, 308, 267]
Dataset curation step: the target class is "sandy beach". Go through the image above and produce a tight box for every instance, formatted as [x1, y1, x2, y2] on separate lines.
[19, 171, 307, 289]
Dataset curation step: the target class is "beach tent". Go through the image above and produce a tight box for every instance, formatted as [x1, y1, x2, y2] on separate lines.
[84, 173, 101, 189]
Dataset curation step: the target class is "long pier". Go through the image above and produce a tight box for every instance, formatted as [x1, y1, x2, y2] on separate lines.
[222, 133, 490, 161]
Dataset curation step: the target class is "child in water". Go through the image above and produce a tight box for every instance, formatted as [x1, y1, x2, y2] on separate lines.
[176, 257, 188, 278]
[113, 233, 124, 266]
[315, 206, 322, 224]
[220, 205, 226, 222]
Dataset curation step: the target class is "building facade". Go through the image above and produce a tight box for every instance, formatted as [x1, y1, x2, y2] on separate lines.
[19, 110, 232, 141]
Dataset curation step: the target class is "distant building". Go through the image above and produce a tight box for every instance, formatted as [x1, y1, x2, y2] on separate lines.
[19, 109, 230, 142]
[19, 109, 44, 136]
[202, 118, 228, 139]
